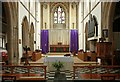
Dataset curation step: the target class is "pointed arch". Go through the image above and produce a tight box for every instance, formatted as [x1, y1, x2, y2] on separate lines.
[29, 22, 34, 51]
[85, 22, 89, 50]
[22, 16, 29, 48]
[107, 2, 120, 50]
[93, 15, 98, 36]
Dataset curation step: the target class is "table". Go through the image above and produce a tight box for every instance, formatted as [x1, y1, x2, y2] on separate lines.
[44, 55, 74, 71]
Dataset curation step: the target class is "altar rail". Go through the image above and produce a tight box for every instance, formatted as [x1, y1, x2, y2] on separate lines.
[73, 65, 120, 80]
[2, 65, 47, 80]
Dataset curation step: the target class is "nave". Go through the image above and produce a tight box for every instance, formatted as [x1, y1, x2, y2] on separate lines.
[2, 55, 120, 81]
[1, 0, 120, 81]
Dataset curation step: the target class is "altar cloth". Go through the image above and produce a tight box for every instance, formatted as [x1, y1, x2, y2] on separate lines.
[44, 55, 74, 71]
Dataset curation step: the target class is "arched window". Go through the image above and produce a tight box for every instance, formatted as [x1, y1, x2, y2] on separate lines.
[54, 6, 65, 24]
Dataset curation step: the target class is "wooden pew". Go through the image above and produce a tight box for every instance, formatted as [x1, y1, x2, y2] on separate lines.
[2, 65, 47, 80]
[73, 65, 120, 80]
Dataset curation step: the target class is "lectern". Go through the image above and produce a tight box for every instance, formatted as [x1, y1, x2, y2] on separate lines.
[96, 42, 113, 65]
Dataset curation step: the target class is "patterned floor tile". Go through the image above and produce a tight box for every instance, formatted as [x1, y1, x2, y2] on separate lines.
[3, 67, 120, 80]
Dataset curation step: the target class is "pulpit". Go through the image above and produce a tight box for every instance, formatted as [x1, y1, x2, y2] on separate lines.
[96, 42, 113, 65]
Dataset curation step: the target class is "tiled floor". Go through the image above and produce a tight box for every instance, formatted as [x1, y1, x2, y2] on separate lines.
[3, 55, 120, 80]
[76, 68, 120, 80]
[3, 67, 74, 80]
[3, 66, 120, 80]
[46, 70, 74, 80]
[5, 68, 120, 80]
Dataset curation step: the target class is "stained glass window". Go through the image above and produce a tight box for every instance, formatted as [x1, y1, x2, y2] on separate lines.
[54, 6, 65, 24]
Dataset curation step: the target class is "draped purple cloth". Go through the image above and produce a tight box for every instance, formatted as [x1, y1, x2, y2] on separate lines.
[70, 30, 78, 53]
[41, 30, 49, 54]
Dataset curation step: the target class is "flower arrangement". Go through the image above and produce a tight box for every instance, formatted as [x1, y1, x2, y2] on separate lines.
[52, 61, 64, 71]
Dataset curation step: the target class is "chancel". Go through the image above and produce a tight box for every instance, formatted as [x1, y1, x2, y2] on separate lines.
[1, 0, 120, 81]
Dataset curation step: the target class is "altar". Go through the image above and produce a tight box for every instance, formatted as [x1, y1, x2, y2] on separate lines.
[44, 55, 74, 71]
[50, 45, 69, 52]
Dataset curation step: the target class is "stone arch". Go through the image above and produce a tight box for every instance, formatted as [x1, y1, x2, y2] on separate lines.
[109, 2, 120, 50]
[105, 2, 120, 50]
[103, 2, 110, 29]
[29, 22, 34, 51]
[22, 16, 29, 48]
[2, 2, 18, 64]
[51, 3, 69, 29]
[93, 15, 98, 36]
[103, 2, 116, 42]
[107, 3, 116, 41]
[51, 3, 67, 13]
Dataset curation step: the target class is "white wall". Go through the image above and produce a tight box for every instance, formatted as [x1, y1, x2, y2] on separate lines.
[69, 3, 72, 29]
[42, 3, 50, 29]
[79, 1, 101, 51]
[84, 0, 89, 18]
[18, 1, 29, 64]
[78, 2, 84, 50]
[79, 3, 85, 51]
[71, 3, 77, 29]
[69, 3, 77, 29]
[18, 1, 40, 63]
[30, 2, 36, 50]
[35, 2, 41, 50]
[91, 2, 101, 39]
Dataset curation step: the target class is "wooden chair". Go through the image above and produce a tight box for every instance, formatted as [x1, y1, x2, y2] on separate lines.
[77, 52, 87, 61]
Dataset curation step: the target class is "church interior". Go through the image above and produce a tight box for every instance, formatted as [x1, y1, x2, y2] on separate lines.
[1, 0, 120, 81]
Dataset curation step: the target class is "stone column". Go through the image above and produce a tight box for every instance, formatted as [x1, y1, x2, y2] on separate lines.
[78, 2, 84, 50]
[7, 18, 14, 64]
[78, 2, 81, 50]
[47, 3, 50, 29]
[35, 2, 41, 50]
[69, 3, 72, 29]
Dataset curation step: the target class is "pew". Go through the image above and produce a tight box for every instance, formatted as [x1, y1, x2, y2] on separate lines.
[73, 65, 120, 80]
[2, 65, 47, 80]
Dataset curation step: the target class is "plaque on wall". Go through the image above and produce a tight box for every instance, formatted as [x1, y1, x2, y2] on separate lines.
[19, 39, 21, 44]
[102, 29, 108, 38]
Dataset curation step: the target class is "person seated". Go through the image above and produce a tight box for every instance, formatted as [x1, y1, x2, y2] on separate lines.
[0, 49, 8, 65]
